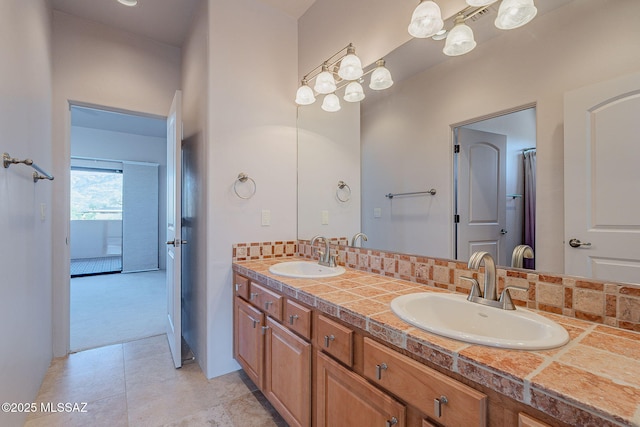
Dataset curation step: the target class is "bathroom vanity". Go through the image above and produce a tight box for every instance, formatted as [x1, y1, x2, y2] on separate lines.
[232, 257, 640, 427]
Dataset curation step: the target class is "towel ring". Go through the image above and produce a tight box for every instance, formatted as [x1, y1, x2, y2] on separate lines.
[234, 173, 256, 199]
[336, 180, 351, 202]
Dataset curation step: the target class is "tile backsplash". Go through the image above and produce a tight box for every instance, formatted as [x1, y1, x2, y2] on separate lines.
[234, 239, 640, 333]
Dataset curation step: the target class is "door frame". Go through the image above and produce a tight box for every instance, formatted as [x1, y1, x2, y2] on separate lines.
[450, 102, 536, 261]
[55, 100, 167, 356]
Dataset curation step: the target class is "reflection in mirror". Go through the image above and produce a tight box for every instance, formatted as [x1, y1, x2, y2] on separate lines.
[454, 107, 536, 268]
[297, 0, 640, 286]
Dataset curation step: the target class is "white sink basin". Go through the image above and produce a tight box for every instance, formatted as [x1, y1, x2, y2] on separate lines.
[269, 261, 345, 279]
[391, 293, 569, 350]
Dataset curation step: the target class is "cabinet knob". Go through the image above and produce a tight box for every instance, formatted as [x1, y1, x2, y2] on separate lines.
[264, 301, 273, 310]
[250, 292, 259, 300]
[386, 416, 398, 427]
[434, 395, 448, 418]
[375, 362, 388, 380]
[289, 314, 299, 325]
[235, 283, 242, 292]
[324, 335, 335, 347]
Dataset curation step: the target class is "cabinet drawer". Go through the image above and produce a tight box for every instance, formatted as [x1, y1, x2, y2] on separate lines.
[233, 273, 250, 300]
[285, 299, 312, 340]
[363, 338, 487, 427]
[250, 282, 283, 321]
[518, 413, 551, 427]
[316, 315, 353, 367]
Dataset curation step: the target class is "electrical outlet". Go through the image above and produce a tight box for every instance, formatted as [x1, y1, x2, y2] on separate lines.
[321, 210, 329, 225]
[261, 209, 271, 226]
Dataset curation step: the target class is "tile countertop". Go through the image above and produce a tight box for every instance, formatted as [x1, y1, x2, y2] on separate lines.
[233, 259, 640, 427]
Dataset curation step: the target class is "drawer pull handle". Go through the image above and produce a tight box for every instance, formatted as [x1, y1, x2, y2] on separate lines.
[250, 292, 259, 300]
[249, 317, 258, 328]
[264, 301, 273, 310]
[261, 326, 269, 335]
[235, 283, 242, 292]
[324, 335, 335, 347]
[289, 314, 299, 325]
[434, 395, 448, 418]
[376, 363, 388, 380]
[386, 416, 398, 427]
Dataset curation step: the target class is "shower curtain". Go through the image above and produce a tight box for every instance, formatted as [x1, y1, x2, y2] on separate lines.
[523, 150, 536, 269]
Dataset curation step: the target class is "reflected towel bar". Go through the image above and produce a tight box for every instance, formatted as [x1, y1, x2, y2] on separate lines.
[385, 189, 436, 199]
[3, 152, 54, 182]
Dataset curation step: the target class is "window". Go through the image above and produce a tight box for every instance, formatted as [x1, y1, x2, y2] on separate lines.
[70, 168, 123, 220]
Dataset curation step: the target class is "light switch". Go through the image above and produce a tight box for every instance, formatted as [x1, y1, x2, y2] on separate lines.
[40, 203, 46, 221]
[261, 209, 271, 226]
[321, 210, 329, 225]
[374, 208, 382, 218]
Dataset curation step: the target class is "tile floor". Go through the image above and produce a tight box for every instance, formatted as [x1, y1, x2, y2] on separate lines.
[25, 335, 287, 427]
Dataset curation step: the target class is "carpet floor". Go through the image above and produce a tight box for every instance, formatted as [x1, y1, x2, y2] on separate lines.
[70, 270, 165, 352]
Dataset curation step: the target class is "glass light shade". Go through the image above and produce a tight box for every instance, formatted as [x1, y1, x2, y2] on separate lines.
[465, 0, 495, 6]
[314, 65, 337, 94]
[369, 60, 393, 90]
[338, 54, 364, 80]
[321, 94, 341, 112]
[343, 82, 365, 103]
[117, 0, 138, 6]
[295, 83, 316, 105]
[495, 0, 538, 30]
[408, 1, 444, 38]
[443, 19, 477, 56]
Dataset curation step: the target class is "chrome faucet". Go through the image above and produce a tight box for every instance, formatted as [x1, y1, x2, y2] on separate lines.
[310, 235, 336, 267]
[511, 245, 534, 268]
[351, 232, 368, 247]
[462, 251, 527, 310]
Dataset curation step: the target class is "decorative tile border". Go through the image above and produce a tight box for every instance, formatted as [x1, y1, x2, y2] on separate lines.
[232, 241, 297, 261]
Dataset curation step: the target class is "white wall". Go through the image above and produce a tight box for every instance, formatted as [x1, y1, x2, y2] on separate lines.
[180, 0, 209, 376]
[71, 126, 167, 269]
[206, 0, 298, 378]
[52, 11, 181, 356]
[0, 1, 53, 426]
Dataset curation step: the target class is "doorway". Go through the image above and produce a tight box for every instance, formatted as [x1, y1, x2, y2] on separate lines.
[69, 104, 168, 352]
[454, 106, 536, 267]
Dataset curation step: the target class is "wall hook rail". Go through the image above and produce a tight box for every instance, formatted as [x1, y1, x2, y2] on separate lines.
[385, 189, 436, 199]
[3, 152, 54, 182]
[233, 172, 256, 199]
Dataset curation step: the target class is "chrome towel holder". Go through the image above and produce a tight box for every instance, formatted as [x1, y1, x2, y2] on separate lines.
[3, 152, 54, 182]
[336, 180, 351, 202]
[234, 172, 256, 199]
[385, 189, 436, 199]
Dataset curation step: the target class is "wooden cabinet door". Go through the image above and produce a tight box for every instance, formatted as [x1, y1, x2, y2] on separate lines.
[316, 351, 405, 427]
[264, 318, 311, 427]
[234, 297, 265, 389]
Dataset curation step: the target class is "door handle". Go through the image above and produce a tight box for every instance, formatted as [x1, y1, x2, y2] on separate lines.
[500, 229, 508, 235]
[569, 238, 591, 248]
[166, 240, 188, 247]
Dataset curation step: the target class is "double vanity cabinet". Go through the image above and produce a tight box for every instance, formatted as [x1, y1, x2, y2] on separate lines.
[232, 270, 556, 427]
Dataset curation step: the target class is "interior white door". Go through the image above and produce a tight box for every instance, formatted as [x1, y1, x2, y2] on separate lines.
[564, 73, 640, 283]
[457, 128, 507, 264]
[166, 90, 183, 368]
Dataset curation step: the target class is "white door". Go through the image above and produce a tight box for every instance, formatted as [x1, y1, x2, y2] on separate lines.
[457, 128, 507, 264]
[564, 73, 640, 283]
[166, 91, 183, 368]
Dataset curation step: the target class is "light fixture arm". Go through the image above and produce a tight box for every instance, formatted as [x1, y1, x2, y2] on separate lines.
[301, 43, 355, 82]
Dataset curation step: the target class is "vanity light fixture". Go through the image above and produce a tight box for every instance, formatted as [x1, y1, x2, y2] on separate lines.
[117, 0, 138, 6]
[295, 43, 393, 111]
[408, 1, 444, 38]
[443, 15, 477, 56]
[409, 0, 538, 56]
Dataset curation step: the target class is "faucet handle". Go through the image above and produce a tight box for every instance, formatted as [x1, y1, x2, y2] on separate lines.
[499, 285, 529, 310]
[460, 276, 482, 301]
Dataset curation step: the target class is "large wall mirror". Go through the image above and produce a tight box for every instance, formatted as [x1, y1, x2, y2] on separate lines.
[297, 0, 640, 286]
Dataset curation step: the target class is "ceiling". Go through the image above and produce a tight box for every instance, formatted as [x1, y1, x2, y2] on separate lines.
[71, 106, 167, 138]
[50, 0, 316, 48]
